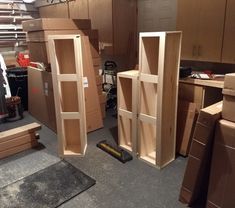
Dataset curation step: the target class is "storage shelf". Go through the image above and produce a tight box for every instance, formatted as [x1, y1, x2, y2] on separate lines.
[138, 32, 182, 169]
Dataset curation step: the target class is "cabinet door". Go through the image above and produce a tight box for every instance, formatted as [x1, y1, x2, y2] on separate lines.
[197, 0, 226, 62]
[177, 0, 199, 60]
[222, 0, 235, 64]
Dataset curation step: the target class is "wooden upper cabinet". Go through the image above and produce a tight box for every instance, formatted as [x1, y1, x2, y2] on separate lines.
[177, 0, 199, 61]
[197, 0, 226, 62]
[222, 0, 235, 64]
[177, 0, 226, 62]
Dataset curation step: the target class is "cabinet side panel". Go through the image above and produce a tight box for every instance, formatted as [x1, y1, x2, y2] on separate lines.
[160, 33, 181, 167]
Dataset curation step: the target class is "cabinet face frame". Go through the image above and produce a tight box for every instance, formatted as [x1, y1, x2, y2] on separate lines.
[48, 35, 87, 157]
[138, 32, 182, 169]
[117, 70, 139, 154]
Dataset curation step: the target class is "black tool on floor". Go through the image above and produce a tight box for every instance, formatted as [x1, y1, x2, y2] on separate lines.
[97, 140, 133, 163]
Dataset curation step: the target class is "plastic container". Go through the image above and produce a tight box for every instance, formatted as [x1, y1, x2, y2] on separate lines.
[6, 67, 28, 110]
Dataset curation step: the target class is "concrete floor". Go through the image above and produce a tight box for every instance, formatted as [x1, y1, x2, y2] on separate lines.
[0, 111, 187, 208]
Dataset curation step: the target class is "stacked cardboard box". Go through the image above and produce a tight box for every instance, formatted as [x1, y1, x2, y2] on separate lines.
[206, 73, 235, 208]
[179, 101, 222, 206]
[23, 18, 105, 118]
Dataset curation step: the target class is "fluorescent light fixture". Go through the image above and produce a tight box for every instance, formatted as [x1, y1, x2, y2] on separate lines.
[23, 0, 36, 3]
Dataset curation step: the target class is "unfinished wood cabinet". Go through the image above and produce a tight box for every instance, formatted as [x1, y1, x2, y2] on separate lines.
[177, 0, 226, 62]
[48, 35, 87, 157]
[222, 0, 235, 64]
[138, 32, 182, 169]
[117, 70, 139, 153]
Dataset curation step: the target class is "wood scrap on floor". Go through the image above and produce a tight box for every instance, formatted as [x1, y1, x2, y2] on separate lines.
[0, 122, 41, 159]
[176, 100, 197, 156]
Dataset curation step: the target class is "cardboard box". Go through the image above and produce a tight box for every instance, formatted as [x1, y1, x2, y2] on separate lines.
[96, 75, 103, 86]
[179, 101, 223, 206]
[207, 119, 235, 208]
[222, 73, 235, 122]
[100, 102, 106, 119]
[93, 57, 102, 67]
[28, 38, 99, 64]
[22, 18, 91, 32]
[28, 67, 57, 132]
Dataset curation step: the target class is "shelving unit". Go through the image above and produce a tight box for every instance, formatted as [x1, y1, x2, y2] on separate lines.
[117, 70, 139, 153]
[48, 35, 87, 157]
[138, 32, 182, 169]
[0, 1, 38, 53]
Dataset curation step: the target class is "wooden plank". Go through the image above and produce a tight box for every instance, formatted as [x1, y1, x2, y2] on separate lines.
[118, 109, 132, 119]
[176, 101, 197, 156]
[0, 133, 36, 152]
[0, 123, 41, 143]
[61, 112, 80, 120]
[81, 36, 103, 132]
[139, 74, 158, 84]
[0, 141, 38, 159]
[179, 78, 224, 89]
[138, 114, 156, 124]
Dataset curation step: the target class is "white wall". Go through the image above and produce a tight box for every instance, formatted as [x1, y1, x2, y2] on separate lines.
[138, 0, 177, 32]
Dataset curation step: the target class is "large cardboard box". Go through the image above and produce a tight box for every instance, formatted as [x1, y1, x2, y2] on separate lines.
[222, 73, 235, 122]
[27, 29, 98, 43]
[22, 18, 91, 32]
[207, 119, 235, 208]
[179, 101, 223, 206]
[28, 67, 57, 132]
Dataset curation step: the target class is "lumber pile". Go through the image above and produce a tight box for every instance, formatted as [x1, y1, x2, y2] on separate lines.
[0, 122, 41, 159]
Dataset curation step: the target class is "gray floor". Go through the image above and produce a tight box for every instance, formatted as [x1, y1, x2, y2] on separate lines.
[0, 111, 187, 208]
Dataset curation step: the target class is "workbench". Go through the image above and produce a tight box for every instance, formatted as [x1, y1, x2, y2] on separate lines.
[179, 78, 224, 111]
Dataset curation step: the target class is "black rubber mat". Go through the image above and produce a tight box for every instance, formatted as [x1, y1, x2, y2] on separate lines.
[0, 160, 96, 208]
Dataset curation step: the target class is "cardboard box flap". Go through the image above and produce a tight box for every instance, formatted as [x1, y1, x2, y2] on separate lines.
[224, 73, 235, 90]
[27, 29, 98, 42]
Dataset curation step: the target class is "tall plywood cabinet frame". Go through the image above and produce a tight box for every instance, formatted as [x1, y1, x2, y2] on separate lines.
[138, 31, 182, 169]
[48, 35, 87, 157]
[117, 70, 139, 153]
